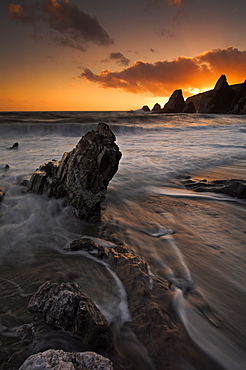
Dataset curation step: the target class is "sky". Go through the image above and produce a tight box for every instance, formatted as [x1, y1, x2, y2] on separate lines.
[0, 0, 246, 111]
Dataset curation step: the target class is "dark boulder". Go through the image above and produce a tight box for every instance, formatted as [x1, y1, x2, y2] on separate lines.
[9, 142, 19, 150]
[161, 89, 186, 113]
[141, 105, 150, 112]
[18, 349, 113, 370]
[28, 281, 114, 354]
[152, 103, 161, 112]
[181, 177, 246, 199]
[198, 75, 235, 114]
[28, 123, 122, 222]
[182, 101, 196, 113]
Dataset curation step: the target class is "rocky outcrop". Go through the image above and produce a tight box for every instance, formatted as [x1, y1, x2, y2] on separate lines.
[198, 75, 234, 113]
[152, 103, 161, 112]
[181, 177, 246, 199]
[182, 101, 196, 113]
[161, 89, 186, 113]
[28, 123, 122, 222]
[229, 80, 246, 114]
[141, 105, 150, 112]
[186, 75, 246, 114]
[18, 349, 113, 370]
[28, 281, 114, 354]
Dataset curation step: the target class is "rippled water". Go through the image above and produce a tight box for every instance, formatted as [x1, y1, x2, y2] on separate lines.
[0, 111, 246, 369]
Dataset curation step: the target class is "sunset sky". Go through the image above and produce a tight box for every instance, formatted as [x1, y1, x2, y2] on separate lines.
[1, 0, 246, 111]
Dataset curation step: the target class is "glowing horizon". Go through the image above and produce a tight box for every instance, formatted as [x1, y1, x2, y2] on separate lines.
[1, 0, 245, 112]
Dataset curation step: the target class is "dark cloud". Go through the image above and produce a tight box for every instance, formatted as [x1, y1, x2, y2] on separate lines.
[102, 52, 131, 66]
[150, 48, 158, 53]
[28, 33, 43, 41]
[159, 28, 176, 38]
[7, 0, 113, 51]
[80, 47, 246, 96]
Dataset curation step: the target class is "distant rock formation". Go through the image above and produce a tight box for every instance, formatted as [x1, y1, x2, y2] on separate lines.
[161, 89, 186, 113]
[186, 75, 246, 114]
[28, 123, 122, 222]
[141, 75, 246, 114]
[152, 103, 161, 112]
[141, 105, 150, 112]
[19, 349, 113, 370]
[182, 101, 196, 113]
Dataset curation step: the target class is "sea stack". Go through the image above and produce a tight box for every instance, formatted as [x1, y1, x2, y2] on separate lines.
[28, 123, 122, 222]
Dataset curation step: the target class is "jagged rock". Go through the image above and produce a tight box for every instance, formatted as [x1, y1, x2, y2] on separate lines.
[141, 105, 150, 112]
[152, 103, 161, 112]
[28, 282, 114, 354]
[18, 349, 113, 370]
[0, 186, 5, 202]
[28, 123, 122, 222]
[229, 80, 246, 114]
[161, 89, 186, 113]
[198, 75, 234, 113]
[181, 177, 246, 199]
[182, 101, 196, 113]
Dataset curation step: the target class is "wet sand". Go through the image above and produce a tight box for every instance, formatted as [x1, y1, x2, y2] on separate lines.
[102, 160, 246, 369]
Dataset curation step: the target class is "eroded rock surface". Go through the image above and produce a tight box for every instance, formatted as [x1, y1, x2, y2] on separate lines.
[181, 177, 246, 199]
[18, 349, 113, 370]
[69, 238, 183, 369]
[28, 123, 122, 222]
[28, 282, 114, 354]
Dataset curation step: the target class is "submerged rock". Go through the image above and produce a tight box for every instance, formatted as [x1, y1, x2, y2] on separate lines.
[18, 349, 113, 370]
[69, 238, 182, 369]
[9, 142, 19, 150]
[181, 177, 246, 199]
[28, 123, 122, 222]
[161, 89, 186, 113]
[28, 281, 114, 354]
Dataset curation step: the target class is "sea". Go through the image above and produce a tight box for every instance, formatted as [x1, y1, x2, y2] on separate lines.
[0, 111, 246, 369]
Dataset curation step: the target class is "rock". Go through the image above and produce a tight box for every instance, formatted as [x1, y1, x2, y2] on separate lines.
[68, 238, 182, 369]
[18, 349, 113, 370]
[28, 123, 122, 222]
[198, 75, 235, 114]
[182, 101, 196, 113]
[229, 80, 246, 114]
[141, 105, 150, 112]
[9, 142, 19, 149]
[0, 186, 5, 202]
[161, 89, 186, 113]
[17, 324, 36, 344]
[181, 177, 246, 199]
[28, 282, 114, 354]
[152, 103, 161, 112]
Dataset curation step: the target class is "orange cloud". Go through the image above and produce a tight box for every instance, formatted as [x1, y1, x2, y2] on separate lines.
[81, 47, 246, 96]
[7, 1, 113, 51]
